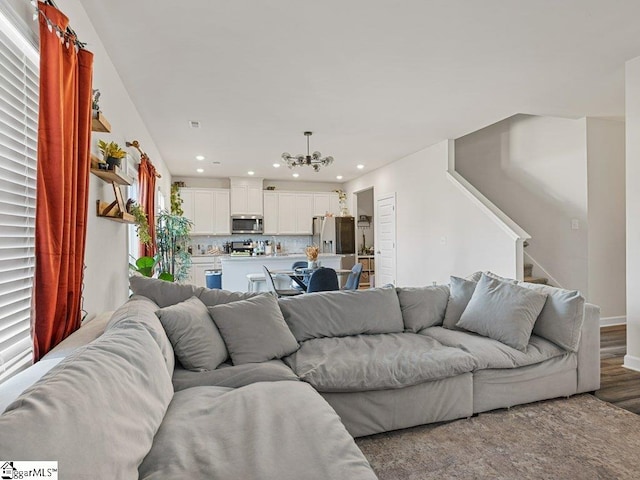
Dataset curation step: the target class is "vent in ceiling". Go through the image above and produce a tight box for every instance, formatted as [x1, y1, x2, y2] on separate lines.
[189, 120, 200, 128]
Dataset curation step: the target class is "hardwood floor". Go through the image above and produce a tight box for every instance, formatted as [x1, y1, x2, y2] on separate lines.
[594, 325, 640, 414]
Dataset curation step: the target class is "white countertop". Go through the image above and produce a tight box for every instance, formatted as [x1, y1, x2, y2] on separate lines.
[220, 253, 347, 262]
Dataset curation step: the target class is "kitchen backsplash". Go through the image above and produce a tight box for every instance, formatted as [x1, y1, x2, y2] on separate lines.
[190, 235, 313, 255]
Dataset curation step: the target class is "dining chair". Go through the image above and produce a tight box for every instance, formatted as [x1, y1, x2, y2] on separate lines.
[262, 266, 303, 298]
[290, 261, 309, 291]
[343, 263, 363, 290]
[306, 267, 339, 293]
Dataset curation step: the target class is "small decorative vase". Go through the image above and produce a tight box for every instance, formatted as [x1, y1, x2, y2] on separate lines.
[308, 260, 318, 269]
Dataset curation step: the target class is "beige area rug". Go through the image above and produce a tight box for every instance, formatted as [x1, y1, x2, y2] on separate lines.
[356, 395, 640, 480]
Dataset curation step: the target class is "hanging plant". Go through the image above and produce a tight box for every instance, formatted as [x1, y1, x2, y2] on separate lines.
[155, 211, 192, 282]
[128, 201, 152, 247]
[171, 182, 184, 216]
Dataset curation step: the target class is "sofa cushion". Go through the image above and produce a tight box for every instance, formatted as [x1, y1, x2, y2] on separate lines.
[0, 323, 173, 479]
[138, 382, 377, 480]
[284, 332, 475, 392]
[519, 282, 585, 352]
[396, 285, 450, 332]
[457, 274, 547, 351]
[422, 326, 567, 370]
[198, 288, 259, 307]
[130, 274, 203, 307]
[209, 294, 299, 365]
[107, 295, 175, 374]
[156, 296, 228, 371]
[172, 360, 299, 391]
[279, 286, 404, 342]
[442, 276, 477, 330]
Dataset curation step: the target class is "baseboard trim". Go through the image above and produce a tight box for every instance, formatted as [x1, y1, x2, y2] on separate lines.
[600, 316, 626, 327]
[623, 354, 640, 373]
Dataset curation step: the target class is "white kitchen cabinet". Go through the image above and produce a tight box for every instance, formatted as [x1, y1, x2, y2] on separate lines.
[230, 177, 263, 215]
[263, 192, 278, 234]
[277, 193, 297, 234]
[179, 188, 230, 235]
[213, 190, 231, 234]
[295, 193, 314, 234]
[313, 193, 331, 217]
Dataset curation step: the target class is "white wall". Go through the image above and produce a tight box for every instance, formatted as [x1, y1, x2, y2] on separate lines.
[344, 140, 518, 286]
[625, 56, 640, 371]
[455, 114, 589, 294]
[586, 118, 626, 321]
[7, 0, 171, 320]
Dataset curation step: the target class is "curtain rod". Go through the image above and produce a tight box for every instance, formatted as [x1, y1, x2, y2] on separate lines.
[126, 140, 162, 178]
[35, 0, 87, 49]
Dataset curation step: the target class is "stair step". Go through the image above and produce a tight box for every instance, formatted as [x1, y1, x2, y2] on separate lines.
[524, 276, 548, 285]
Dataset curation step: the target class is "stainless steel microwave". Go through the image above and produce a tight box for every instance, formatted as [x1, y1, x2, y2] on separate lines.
[231, 216, 263, 234]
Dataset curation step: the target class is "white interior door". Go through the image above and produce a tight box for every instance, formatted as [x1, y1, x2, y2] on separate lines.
[375, 193, 396, 286]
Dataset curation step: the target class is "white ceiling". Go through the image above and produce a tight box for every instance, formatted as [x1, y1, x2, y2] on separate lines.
[79, 0, 640, 182]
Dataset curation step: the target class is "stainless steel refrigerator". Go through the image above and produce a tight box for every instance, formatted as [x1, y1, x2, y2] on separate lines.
[312, 216, 356, 255]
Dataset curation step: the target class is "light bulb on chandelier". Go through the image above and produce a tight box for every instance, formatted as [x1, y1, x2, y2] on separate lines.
[281, 132, 334, 172]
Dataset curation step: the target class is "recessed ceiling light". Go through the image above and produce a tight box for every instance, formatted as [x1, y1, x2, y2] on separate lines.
[292, 173, 299, 178]
[336, 175, 343, 180]
[247, 171, 255, 176]
[196, 168, 204, 173]
[195, 155, 205, 161]
[273, 163, 281, 168]
[356, 164, 365, 170]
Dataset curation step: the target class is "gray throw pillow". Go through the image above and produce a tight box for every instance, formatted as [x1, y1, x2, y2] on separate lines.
[156, 296, 228, 371]
[520, 282, 585, 352]
[397, 285, 450, 332]
[209, 294, 299, 365]
[457, 274, 548, 351]
[442, 276, 478, 330]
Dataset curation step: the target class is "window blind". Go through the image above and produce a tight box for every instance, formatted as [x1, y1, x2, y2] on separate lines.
[0, 9, 38, 383]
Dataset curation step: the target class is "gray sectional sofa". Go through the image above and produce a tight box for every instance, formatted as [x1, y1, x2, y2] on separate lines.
[0, 272, 600, 479]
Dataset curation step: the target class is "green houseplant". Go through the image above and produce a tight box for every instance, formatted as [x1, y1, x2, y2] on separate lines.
[97, 139, 127, 170]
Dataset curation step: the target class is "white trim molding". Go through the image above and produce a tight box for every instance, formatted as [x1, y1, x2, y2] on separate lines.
[600, 316, 626, 327]
[623, 354, 640, 373]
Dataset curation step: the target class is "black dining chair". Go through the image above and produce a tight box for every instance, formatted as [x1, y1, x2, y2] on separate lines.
[290, 261, 309, 291]
[343, 263, 363, 290]
[262, 266, 303, 298]
[306, 267, 339, 293]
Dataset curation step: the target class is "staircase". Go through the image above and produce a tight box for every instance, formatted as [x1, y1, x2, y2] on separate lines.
[524, 263, 548, 285]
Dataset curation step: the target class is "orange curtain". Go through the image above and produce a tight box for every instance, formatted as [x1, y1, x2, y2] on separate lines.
[138, 155, 158, 258]
[33, 3, 94, 361]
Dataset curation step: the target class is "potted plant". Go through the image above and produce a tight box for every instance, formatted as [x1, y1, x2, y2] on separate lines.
[334, 189, 349, 216]
[97, 139, 127, 170]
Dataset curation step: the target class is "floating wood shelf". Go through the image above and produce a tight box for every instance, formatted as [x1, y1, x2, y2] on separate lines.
[90, 167, 132, 186]
[96, 200, 134, 223]
[91, 111, 111, 132]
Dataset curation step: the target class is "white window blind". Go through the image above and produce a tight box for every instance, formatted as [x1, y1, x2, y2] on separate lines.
[0, 8, 38, 383]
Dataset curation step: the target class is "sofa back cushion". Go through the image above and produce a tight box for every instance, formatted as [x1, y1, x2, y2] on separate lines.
[519, 282, 585, 352]
[130, 274, 203, 307]
[278, 286, 404, 342]
[197, 287, 259, 306]
[396, 285, 450, 332]
[0, 323, 174, 479]
[156, 296, 228, 371]
[107, 295, 176, 374]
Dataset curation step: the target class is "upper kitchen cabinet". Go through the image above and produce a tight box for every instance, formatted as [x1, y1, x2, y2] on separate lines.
[313, 192, 340, 217]
[264, 191, 315, 235]
[180, 188, 230, 235]
[263, 192, 278, 235]
[230, 177, 263, 216]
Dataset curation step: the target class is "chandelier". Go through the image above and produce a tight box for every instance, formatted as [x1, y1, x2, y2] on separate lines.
[282, 131, 334, 172]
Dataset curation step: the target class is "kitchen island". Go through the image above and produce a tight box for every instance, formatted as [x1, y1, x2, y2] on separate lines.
[220, 254, 349, 292]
